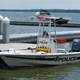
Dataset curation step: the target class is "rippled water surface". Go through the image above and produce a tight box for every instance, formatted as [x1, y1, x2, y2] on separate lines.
[0, 63, 80, 80]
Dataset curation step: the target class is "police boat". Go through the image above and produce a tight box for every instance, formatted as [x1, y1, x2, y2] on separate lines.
[0, 19, 80, 67]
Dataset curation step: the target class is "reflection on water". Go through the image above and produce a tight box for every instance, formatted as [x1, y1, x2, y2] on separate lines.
[62, 69, 80, 80]
[0, 62, 80, 80]
[4, 63, 79, 80]
[14, 68, 80, 80]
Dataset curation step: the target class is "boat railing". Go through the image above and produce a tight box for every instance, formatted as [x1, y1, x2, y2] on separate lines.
[57, 49, 68, 53]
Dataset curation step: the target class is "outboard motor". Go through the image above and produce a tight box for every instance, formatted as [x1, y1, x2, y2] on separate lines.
[71, 39, 80, 52]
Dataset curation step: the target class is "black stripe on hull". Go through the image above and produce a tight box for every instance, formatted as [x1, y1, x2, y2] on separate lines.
[5, 55, 80, 62]
[5, 55, 56, 61]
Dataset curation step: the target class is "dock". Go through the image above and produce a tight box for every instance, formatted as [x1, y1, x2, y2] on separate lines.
[0, 30, 80, 43]
[10, 21, 80, 28]
[0, 16, 80, 43]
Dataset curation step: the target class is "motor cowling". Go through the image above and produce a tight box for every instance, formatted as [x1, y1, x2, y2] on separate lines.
[71, 39, 80, 52]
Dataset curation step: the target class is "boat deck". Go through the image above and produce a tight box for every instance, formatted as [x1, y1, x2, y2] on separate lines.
[0, 43, 36, 50]
[0, 43, 80, 56]
[0, 43, 79, 56]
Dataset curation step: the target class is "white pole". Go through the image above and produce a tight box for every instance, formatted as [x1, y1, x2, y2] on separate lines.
[49, 20, 51, 48]
[54, 19, 57, 52]
[2, 17, 10, 43]
[0, 16, 3, 35]
[37, 20, 41, 47]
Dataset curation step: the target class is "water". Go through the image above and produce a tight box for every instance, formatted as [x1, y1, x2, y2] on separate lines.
[0, 11, 80, 34]
[0, 10, 80, 80]
[1, 64, 80, 80]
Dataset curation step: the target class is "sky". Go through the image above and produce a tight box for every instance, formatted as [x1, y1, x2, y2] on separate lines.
[0, 0, 80, 9]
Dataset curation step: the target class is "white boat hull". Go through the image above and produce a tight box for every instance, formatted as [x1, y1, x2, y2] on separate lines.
[1, 52, 80, 67]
